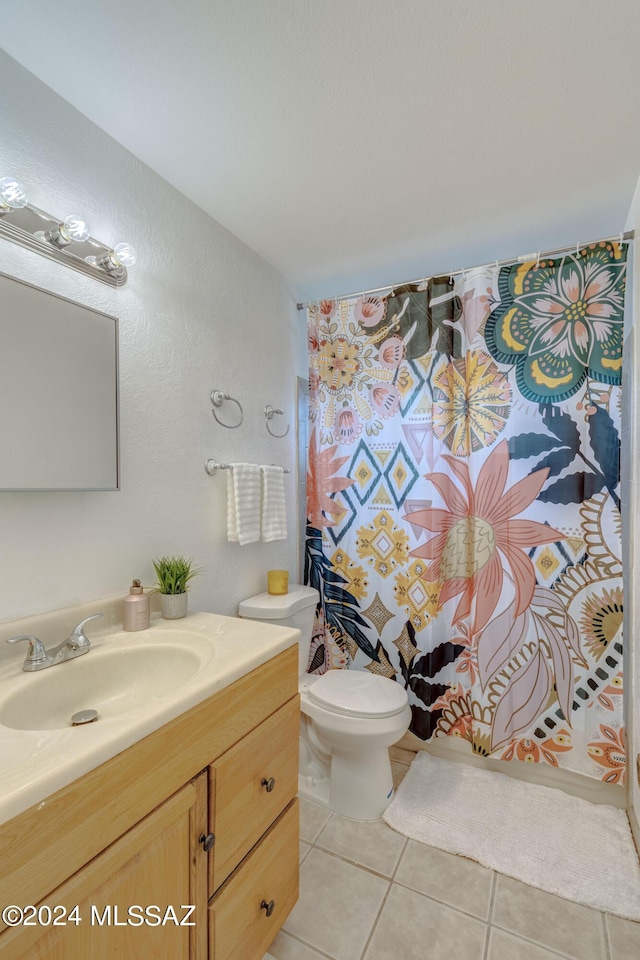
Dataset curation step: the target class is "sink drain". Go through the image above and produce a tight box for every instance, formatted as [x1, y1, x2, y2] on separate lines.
[71, 709, 98, 726]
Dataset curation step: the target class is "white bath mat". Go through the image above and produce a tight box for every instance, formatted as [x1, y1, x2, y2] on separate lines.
[383, 752, 640, 920]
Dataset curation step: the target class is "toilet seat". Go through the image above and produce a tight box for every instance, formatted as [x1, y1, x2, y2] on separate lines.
[306, 670, 408, 719]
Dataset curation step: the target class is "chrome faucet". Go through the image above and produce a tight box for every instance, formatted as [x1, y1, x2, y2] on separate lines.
[6, 614, 104, 672]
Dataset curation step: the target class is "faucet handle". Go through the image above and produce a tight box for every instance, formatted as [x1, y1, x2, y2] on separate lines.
[6, 635, 47, 665]
[67, 613, 104, 649]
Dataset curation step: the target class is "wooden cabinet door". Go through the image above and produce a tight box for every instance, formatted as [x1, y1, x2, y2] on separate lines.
[209, 800, 299, 960]
[0, 773, 208, 960]
[209, 695, 299, 891]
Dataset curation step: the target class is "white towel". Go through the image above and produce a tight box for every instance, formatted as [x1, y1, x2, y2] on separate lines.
[260, 465, 288, 542]
[227, 463, 261, 545]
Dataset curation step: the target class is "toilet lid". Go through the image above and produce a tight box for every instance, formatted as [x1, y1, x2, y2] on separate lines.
[307, 670, 408, 719]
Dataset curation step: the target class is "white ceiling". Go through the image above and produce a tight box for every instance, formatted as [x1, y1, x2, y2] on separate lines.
[3, 0, 640, 301]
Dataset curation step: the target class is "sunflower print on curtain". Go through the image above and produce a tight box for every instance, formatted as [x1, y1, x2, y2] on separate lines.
[305, 240, 627, 785]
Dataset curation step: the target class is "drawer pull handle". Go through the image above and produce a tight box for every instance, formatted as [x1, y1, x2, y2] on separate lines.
[199, 832, 216, 852]
[261, 776, 276, 792]
[260, 899, 275, 918]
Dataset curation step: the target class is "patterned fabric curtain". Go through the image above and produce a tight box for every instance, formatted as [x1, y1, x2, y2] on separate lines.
[305, 240, 628, 785]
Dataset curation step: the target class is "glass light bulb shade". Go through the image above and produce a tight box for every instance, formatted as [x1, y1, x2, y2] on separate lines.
[60, 215, 90, 243]
[112, 242, 137, 267]
[0, 176, 28, 209]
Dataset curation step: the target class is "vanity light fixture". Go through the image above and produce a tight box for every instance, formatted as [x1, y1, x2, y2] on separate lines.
[0, 173, 136, 287]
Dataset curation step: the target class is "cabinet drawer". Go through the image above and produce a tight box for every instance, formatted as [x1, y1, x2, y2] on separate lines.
[209, 799, 299, 960]
[209, 695, 299, 891]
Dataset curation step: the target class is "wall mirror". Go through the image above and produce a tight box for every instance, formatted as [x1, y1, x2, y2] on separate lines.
[0, 272, 119, 490]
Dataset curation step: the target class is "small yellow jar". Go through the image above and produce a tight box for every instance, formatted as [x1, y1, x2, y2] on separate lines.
[267, 570, 289, 595]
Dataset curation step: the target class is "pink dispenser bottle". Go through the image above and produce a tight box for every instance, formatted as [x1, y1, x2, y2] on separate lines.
[123, 579, 150, 631]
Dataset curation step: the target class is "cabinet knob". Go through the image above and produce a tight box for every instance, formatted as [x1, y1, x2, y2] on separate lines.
[261, 776, 276, 793]
[199, 832, 215, 852]
[260, 899, 275, 918]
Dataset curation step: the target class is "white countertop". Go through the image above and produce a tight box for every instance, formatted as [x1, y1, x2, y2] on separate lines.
[0, 612, 298, 826]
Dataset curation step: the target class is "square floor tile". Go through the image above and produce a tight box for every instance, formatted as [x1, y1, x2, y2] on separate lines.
[363, 883, 487, 960]
[315, 815, 406, 877]
[299, 797, 332, 842]
[493, 875, 607, 960]
[284, 849, 389, 960]
[606, 912, 640, 959]
[488, 928, 572, 959]
[395, 839, 493, 919]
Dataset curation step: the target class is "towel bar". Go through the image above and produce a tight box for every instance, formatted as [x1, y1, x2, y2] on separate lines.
[205, 460, 291, 476]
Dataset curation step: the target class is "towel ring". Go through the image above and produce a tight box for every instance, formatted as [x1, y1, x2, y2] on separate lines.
[265, 404, 289, 438]
[211, 390, 243, 429]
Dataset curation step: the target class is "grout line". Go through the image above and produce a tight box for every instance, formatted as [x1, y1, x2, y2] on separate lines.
[311, 811, 334, 844]
[357, 875, 393, 960]
[489, 920, 599, 960]
[309, 839, 402, 883]
[299, 841, 312, 866]
[390, 875, 495, 925]
[487, 870, 498, 923]
[276, 929, 339, 960]
[483, 925, 492, 960]
[390, 835, 409, 881]
[602, 912, 613, 960]
[361, 836, 418, 960]
[299, 802, 333, 845]
[482, 872, 498, 960]
[390, 842, 495, 924]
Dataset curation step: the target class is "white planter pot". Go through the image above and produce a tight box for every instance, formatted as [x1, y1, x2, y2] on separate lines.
[160, 593, 188, 620]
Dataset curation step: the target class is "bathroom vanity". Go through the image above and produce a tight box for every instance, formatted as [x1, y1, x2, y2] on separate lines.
[0, 611, 300, 959]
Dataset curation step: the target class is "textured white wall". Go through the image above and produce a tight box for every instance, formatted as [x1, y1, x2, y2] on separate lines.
[0, 51, 301, 625]
[624, 179, 640, 839]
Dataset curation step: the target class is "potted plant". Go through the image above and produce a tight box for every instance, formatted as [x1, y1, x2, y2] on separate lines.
[152, 555, 200, 619]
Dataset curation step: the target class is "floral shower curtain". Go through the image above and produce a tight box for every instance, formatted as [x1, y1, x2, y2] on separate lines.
[305, 240, 628, 785]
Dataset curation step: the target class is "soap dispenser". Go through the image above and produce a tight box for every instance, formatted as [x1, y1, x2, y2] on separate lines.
[123, 579, 150, 631]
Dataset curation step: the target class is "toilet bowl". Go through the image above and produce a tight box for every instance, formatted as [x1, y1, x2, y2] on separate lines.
[239, 585, 411, 820]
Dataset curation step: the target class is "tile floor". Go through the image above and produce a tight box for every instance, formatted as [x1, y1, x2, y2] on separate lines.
[264, 749, 640, 960]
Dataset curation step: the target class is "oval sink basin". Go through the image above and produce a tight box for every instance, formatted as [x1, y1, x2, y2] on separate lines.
[0, 643, 203, 731]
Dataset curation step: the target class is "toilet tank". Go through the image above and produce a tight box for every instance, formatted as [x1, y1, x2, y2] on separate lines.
[238, 585, 319, 676]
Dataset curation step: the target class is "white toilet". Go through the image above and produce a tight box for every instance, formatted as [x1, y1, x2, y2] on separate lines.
[239, 585, 411, 821]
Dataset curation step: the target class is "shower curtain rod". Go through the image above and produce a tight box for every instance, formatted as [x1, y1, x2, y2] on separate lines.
[295, 230, 635, 311]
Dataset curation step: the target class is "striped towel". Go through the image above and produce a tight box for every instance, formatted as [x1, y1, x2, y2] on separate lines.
[227, 463, 261, 545]
[260, 465, 288, 542]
